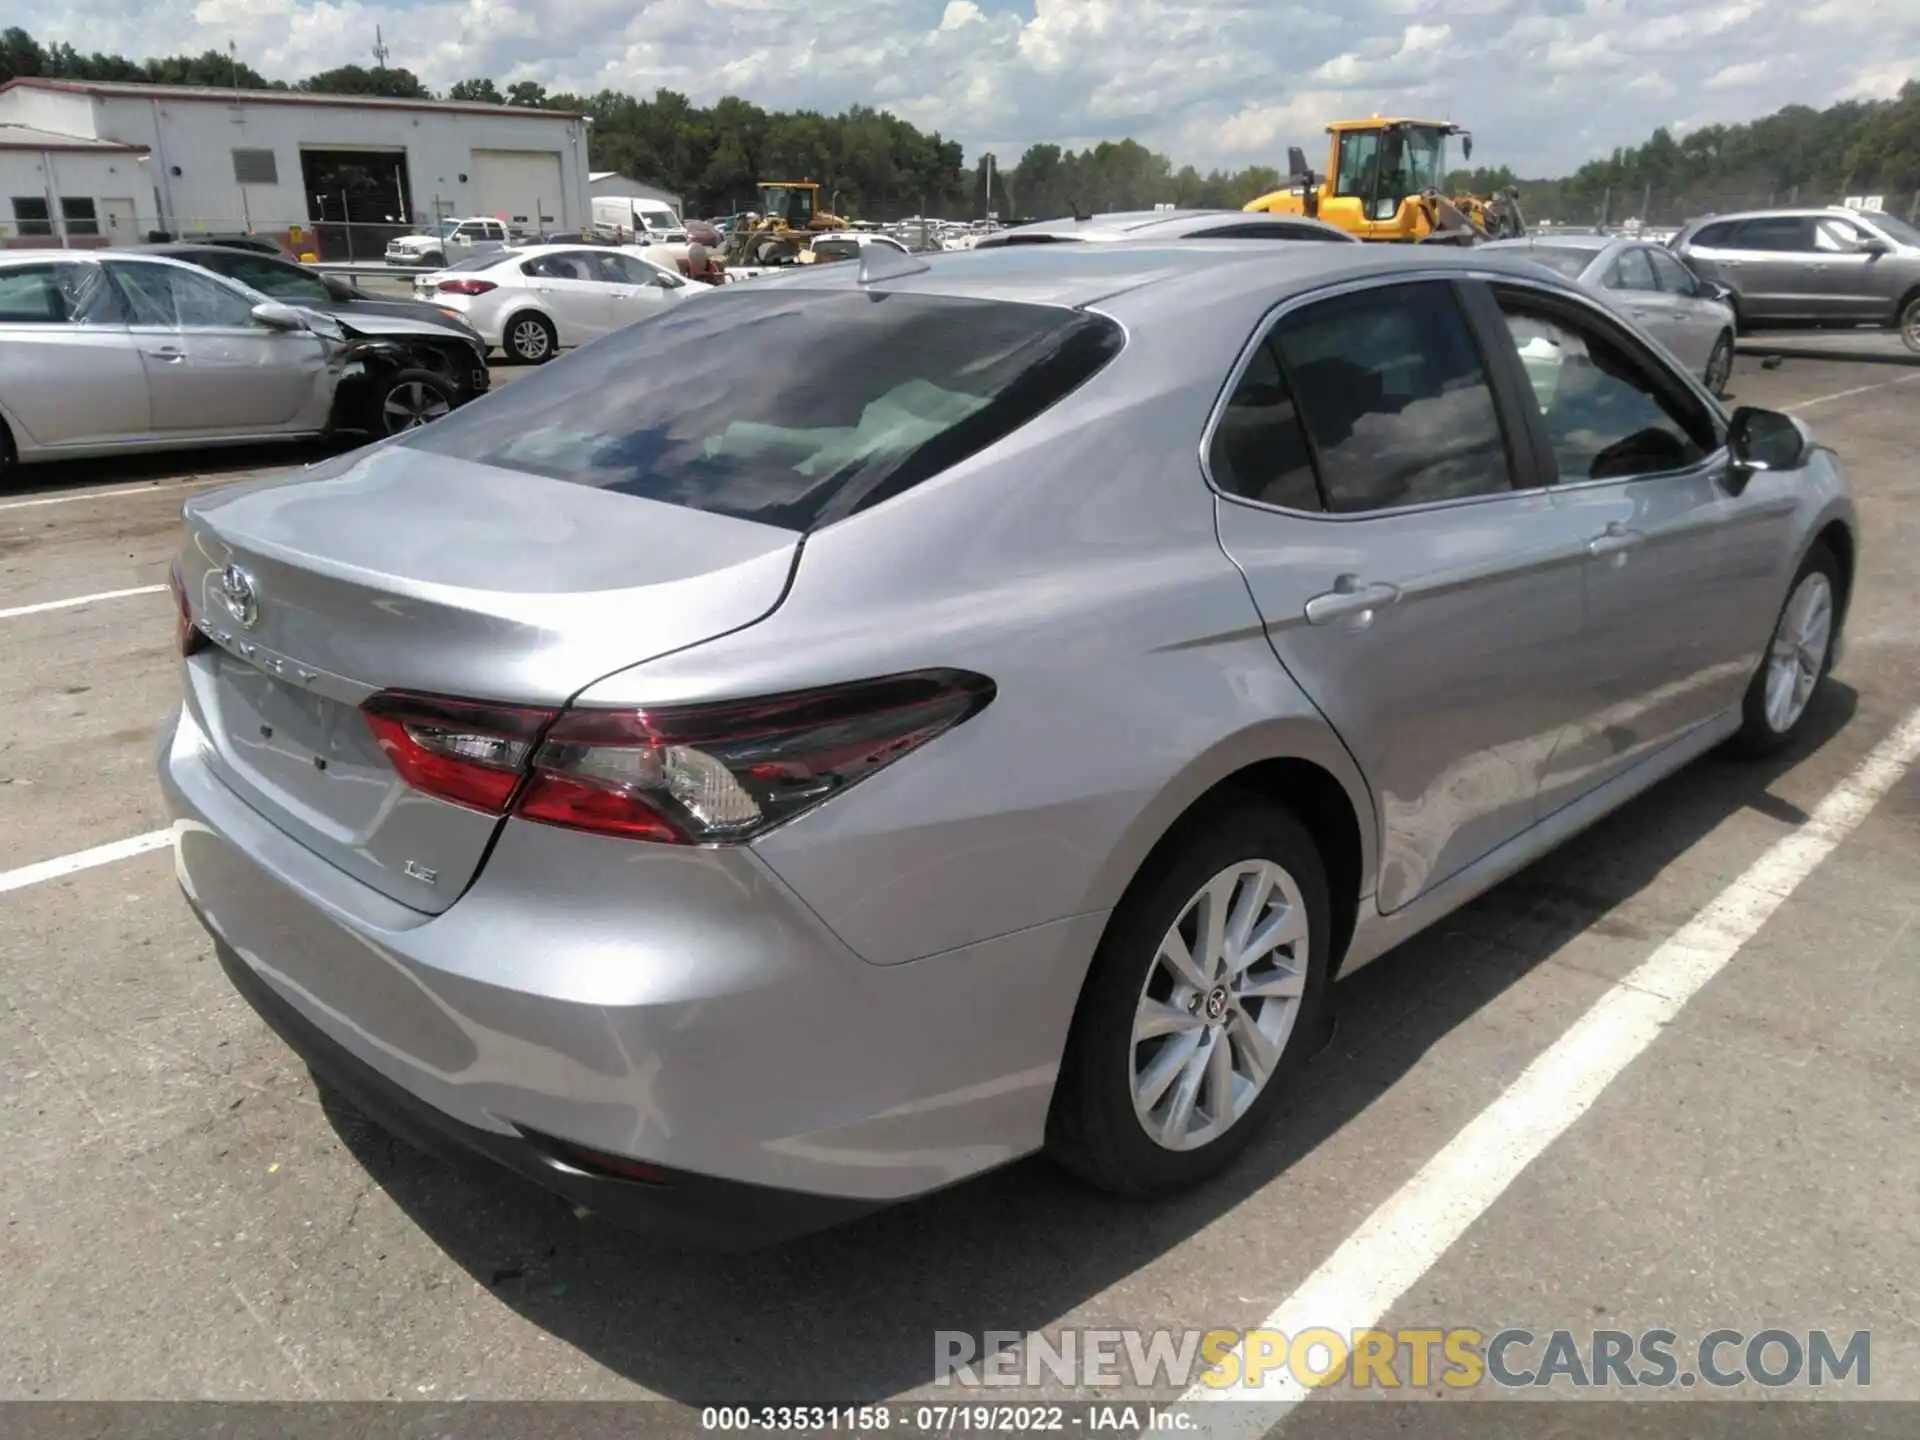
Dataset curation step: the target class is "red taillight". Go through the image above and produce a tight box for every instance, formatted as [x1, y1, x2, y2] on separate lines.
[359, 670, 994, 844]
[360, 692, 556, 814]
[169, 564, 207, 657]
[436, 278, 498, 295]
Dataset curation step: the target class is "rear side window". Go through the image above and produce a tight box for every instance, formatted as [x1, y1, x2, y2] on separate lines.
[0, 262, 116, 324]
[405, 289, 1125, 531]
[1208, 340, 1322, 512]
[1605, 248, 1659, 292]
[1266, 282, 1513, 513]
[1688, 221, 1738, 247]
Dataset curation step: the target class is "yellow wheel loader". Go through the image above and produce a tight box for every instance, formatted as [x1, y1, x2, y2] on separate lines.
[723, 181, 853, 267]
[1242, 118, 1525, 245]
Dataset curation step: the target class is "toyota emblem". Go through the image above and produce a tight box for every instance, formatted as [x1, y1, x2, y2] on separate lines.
[217, 563, 260, 630]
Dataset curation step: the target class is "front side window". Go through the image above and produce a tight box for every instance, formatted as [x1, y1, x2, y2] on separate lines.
[107, 261, 258, 328]
[0, 262, 116, 324]
[1268, 281, 1513, 513]
[1492, 289, 1712, 482]
[1647, 249, 1699, 296]
[1207, 339, 1321, 512]
[1815, 216, 1870, 251]
[403, 290, 1125, 531]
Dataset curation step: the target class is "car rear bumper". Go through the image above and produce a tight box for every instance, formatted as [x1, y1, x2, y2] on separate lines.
[158, 703, 1098, 1241]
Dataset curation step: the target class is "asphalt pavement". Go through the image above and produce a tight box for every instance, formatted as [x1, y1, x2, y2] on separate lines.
[1, 352, 1915, 1426]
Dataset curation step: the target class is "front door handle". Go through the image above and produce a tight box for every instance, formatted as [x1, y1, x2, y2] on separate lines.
[144, 346, 185, 362]
[1587, 522, 1647, 557]
[1304, 577, 1401, 626]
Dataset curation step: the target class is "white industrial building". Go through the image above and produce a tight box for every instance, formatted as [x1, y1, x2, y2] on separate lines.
[0, 77, 592, 256]
[589, 170, 684, 216]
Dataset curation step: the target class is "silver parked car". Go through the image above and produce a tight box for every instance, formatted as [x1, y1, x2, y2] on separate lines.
[1481, 232, 1737, 393]
[161, 242, 1856, 1246]
[0, 251, 488, 476]
[1670, 206, 1920, 352]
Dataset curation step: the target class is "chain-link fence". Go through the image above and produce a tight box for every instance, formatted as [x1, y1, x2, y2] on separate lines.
[1523, 184, 1920, 234]
[0, 213, 562, 261]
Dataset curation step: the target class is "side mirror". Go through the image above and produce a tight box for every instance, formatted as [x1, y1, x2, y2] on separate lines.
[1858, 236, 1891, 257]
[1461, 132, 1474, 162]
[1726, 406, 1808, 490]
[250, 301, 307, 331]
[1697, 279, 1732, 303]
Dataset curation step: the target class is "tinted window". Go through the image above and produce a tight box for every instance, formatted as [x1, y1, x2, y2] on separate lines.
[1269, 282, 1512, 513]
[404, 290, 1125, 531]
[1646, 249, 1698, 296]
[811, 239, 862, 263]
[191, 251, 331, 304]
[1605, 248, 1659, 292]
[0, 262, 116, 324]
[1734, 217, 1816, 252]
[107, 261, 257, 327]
[1689, 221, 1737, 247]
[1508, 245, 1595, 280]
[1492, 291, 1711, 481]
[1208, 339, 1321, 511]
[1192, 222, 1344, 242]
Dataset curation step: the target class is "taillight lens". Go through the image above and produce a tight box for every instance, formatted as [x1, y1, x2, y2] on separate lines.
[361, 692, 556, 814]
[358, 670, 994, 844]
[169, 564, 207, 657]
[436, 278, 498, 295]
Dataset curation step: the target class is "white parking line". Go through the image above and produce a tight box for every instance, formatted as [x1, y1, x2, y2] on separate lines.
[1182, 705, 1920, 1432]
[0, 478, 228, 512]
[0, 829, 173, 896]
[0, 584, 167, 620]
[1785, 371, 1920, 413]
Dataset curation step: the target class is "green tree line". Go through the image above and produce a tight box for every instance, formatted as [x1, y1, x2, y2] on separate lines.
[3, 26, 1916, 222]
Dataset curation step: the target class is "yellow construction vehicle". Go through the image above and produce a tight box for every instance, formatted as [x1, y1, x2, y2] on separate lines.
[1242, 118, 1525, 245]
[723, 181, 852, 266]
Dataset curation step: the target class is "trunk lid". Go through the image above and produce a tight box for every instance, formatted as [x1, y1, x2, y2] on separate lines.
[178, 443, 799, 913]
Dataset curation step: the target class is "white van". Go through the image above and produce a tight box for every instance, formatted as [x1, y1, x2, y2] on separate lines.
[591, 196, 688, 244]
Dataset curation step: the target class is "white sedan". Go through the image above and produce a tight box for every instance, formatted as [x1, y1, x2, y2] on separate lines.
[412, 244, 692, 364]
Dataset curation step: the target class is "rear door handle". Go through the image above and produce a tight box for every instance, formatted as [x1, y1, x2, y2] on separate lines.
[144, 346, 185, 362]
[1304, 578, 1401, 626]
[1587, 522, 1647, 557]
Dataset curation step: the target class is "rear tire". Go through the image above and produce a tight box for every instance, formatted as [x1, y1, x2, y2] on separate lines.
[1704, 331, 1734, 397]
[504, 311, 558, 365]
[368, 367, 458, 437]
[0, 418, 15, 487]
[422, 250, 446, 269]
[1730, 544, 1840, 758]
[1046, 799, 1332, 1196]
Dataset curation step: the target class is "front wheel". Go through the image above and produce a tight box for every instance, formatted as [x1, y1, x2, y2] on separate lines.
[1704, 331, 1734, 397]
[368, 367, 457, 437]
[1730, 545, 1840, 757]
[1899, 294, 1920, 355]
[1047, 799, 1333, 1196]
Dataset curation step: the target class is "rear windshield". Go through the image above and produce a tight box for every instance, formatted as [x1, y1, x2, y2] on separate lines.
[1511, 245, 1596, 279]
[403, 288, 1124, 531]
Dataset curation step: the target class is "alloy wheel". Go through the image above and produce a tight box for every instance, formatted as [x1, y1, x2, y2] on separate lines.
[1705, 337, 1733, 396]
[511, 320, 551, 361]
[1130, 859, 1309, 1152]
[381, 380, 451, 434]
[1763, 570, 1833, 735]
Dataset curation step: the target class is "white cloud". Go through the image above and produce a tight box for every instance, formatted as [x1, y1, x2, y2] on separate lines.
[10, 0, 1918, 177]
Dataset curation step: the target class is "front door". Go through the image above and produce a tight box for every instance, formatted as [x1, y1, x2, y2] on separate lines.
[0, 259, 149, 446]
[1481, 282, 1798, 812]
[1806, 213, 1894, 321]
[1210, 278, 1592, 913]
[105, 259, 335, 434]
[520, 250, 615, 345]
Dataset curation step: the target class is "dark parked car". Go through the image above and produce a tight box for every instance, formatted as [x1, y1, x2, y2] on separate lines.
[1670, 206, 1920, 351]
[136, 244, 492, 433]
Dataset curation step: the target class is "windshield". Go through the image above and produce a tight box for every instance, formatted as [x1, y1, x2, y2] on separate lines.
[1383, 127, 1448, 195]
[1867, 212, 1920, 247]
[645, 210, 684, 232]
[1507, 245, 1596, 280]
[429, 220, 462, 239]
[403, 289, 1124, 532]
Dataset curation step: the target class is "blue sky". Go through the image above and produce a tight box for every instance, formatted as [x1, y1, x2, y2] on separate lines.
[15, 0, 1917, 175]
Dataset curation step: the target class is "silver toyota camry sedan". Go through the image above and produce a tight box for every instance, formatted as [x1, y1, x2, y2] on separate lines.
[161, 241, 1857, 1247]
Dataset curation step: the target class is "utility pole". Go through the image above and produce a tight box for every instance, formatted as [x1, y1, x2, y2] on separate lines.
[228, 40, 239, 90]
[372, 26, 391, 72]
[983, 152, 995, 220]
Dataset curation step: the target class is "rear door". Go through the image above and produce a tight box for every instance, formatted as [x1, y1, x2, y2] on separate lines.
[1722, 216, 1819, 320]
[592, 251, 683, 324]
[0, 259, 149, 447]
[1600, 244, 1681, 342]
[1482, 281, 1793, 811]
[1210, 277, 1594, 913]
[106, 259, 336, 434]
[519, 250, 614, 344]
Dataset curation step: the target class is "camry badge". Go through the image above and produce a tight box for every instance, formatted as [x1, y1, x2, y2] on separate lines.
[217, 563, 259, 630]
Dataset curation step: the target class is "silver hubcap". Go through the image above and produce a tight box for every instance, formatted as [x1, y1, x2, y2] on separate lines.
[1763, 571, 1832, 735]
[1131, 859, 1309, 1152]
[513, 321, 550, 359]
[1707, 341, 1731, 392]
[382, 381, 450, 432]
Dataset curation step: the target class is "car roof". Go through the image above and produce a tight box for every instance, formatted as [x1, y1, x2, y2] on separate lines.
[985, 209, 1356, 245]
[1484, 233, 1618, 253]
[731, 237, 1564, 310]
